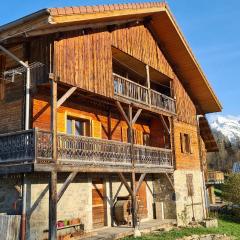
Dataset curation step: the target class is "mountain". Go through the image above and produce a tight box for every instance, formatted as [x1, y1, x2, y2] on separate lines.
[207, 115, 240, 172]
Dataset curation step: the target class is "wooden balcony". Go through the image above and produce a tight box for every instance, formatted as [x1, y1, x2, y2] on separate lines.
[113, 73, 176, 114]
[207, 171, 224, 184]
[0, 129, 173, 173]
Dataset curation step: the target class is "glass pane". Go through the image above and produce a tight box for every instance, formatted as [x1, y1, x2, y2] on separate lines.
[75, 120, 83, 136]
[67, 118, 73, 135]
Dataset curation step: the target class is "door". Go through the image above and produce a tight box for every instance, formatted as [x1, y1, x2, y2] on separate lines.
[92, 178, 105, 228]
[137, 181, 148, 219]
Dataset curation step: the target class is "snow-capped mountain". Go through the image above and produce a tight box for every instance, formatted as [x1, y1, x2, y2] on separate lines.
[209, 115, 240, 144]
[207, 115, 240, 172]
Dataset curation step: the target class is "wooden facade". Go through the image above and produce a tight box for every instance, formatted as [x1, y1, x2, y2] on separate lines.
[0, 2, 222, 239]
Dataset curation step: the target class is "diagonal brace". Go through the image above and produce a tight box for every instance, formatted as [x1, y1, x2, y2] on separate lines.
[57, 172, 78, 202]
[165, 173, 174, 190]
[57, 86, 77, 108]
[118, 173, 133, 197]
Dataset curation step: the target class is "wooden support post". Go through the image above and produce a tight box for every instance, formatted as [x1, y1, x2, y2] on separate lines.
[51, 75, 57, 161]
[57, 86, 77, 109]
[160, 114, 170, 135]
[57, 172, 78, 203]
[108, 109, 112, 140]
[146, 65, 151, 105]
[128, 105, 138, 233]
[49, 171, 57, 240]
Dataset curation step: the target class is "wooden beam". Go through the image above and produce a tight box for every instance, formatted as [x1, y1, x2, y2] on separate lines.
[146, 64, 151, 105]
[135, 173, 146, 195]
[160, 114, 170, 134]
[49, 171, 57, 240]
[57, 172, 78, 203]
[115, 101, 131, 127]
[165, 173, 174, 190]
[51, 78, 57, 161]
[118, 173, 133, 197]
[132, 109, 142, 125]
[57, 86, 77, 108]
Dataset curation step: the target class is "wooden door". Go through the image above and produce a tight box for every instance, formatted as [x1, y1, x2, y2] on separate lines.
[137, 181, 148, 219]
[92, 178, 105, 228]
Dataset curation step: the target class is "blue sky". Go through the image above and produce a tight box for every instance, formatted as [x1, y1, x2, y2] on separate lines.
[1, 0, 239, 117]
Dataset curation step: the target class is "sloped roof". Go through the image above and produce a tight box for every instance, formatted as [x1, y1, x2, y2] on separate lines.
[0, 2, 222, 114]
[199, 116, 219, 152]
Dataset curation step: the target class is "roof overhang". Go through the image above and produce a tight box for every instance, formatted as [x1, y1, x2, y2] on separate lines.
[199, 116, 218, 152]
[0, 2, 222, 114]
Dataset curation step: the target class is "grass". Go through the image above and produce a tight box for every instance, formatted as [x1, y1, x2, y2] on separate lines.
[125, 215, 240, 240]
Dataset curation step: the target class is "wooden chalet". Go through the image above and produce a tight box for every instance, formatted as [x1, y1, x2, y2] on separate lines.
[0, 2, 221, 240]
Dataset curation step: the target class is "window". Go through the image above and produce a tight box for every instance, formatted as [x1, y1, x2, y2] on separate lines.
[67, 117, 90, 136]
[180, 133, 192, 154]
[186, 174, 194, 196]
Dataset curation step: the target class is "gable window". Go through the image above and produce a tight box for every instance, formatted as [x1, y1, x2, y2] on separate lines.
[186, 174, 194, 196]
[180, 133, 192, 154]
[67, 116, 90, 137]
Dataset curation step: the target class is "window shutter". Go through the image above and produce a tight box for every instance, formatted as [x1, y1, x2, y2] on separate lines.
[180, 133, 185, 153]
[121, 126, 128, 143]
[91, 120, 102, 139]
[134, 129, 143, 145]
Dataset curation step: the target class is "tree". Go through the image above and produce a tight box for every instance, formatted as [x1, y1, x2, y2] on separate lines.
[222, 174, 240, 204]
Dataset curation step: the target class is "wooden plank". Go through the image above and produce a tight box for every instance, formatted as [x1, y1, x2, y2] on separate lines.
[115, 101, 130, 127]
[51, 78, 57, 161]
[57, 86, 77, 108]
[160, 114, 170, 134]
[117, 173, 133, 197]
[49, 171, 57, 240]
[165, 173, 174, 190]
[132, 109, 142, 125]
[57, 172, 78, 202]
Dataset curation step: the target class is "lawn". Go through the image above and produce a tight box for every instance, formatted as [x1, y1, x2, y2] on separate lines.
[125, 215, 240, 240]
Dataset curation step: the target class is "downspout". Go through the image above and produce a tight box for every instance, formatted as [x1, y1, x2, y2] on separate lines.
[0, 45, 30, 240]
[196, 115, 208, 219]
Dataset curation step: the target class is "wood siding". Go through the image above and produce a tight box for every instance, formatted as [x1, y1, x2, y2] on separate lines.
[54, 30, 113, 97]
[32, 94, 169, 147]
[173, 121, 201, 170]
[112, 24, 173, 79]
[173, 74, 197, 126]
[0, 46, 24, 133]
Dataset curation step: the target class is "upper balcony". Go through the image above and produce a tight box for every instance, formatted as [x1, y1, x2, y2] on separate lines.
[113, 73, 176, 114]
[0, 129, 173, 173]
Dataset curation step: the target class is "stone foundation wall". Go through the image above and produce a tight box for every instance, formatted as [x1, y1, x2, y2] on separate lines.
[0, 173, 155, 240]
[174, 170, 206, 226]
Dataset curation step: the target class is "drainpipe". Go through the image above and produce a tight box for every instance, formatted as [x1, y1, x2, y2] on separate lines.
[196, 115, 208, 219]
[0, 45, 30, 240]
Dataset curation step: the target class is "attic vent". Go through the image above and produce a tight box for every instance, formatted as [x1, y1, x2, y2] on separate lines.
[2, 62, 44, 83]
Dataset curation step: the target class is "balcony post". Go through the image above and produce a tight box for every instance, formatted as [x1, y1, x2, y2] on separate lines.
[146, 65, 151, 105]
[50, 74, 57, 161]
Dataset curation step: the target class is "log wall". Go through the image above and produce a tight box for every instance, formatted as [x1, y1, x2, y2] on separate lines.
[0, 46, 25, 134]
[32, 93, 169, 147]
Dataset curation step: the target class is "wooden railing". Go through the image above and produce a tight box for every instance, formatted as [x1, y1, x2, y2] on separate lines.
[0, 130, 35, 163]
[113, 73, 148, 105]
[150, 89, 176, 113]
[0, 129, 173, 168]
[207, 171, 224, 184]
[113, 73, 176, 114]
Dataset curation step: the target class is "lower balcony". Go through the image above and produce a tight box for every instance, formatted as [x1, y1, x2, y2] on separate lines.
[0, 129, 173, 173]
